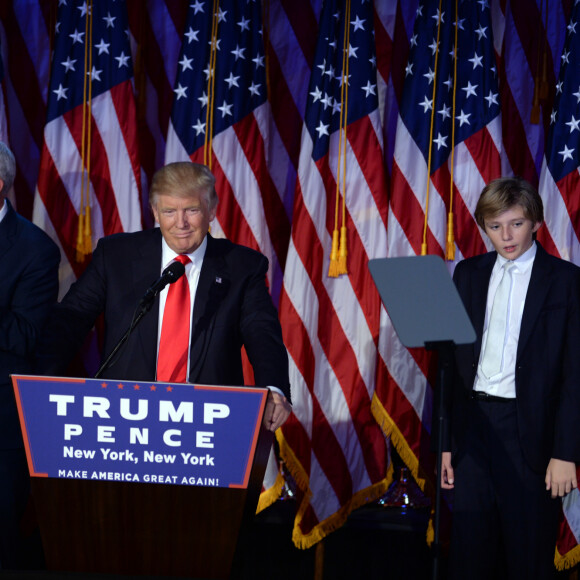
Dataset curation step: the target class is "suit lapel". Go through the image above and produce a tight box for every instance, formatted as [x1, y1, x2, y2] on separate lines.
[517, 244, 552, 360]
[470, 253, 496, 361]
[133, 229, 163, 377]
[189, 235, 229, 382]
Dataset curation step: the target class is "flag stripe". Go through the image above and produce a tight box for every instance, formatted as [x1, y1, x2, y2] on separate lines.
[232, 112, 290, 269]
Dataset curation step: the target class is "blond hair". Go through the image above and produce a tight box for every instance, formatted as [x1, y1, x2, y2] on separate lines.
[149, 162, 218, 210]
[474, 177, 543, 229]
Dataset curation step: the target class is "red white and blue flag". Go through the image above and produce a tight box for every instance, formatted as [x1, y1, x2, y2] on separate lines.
[539, 1, 580, 264]
[0, 0, 50, 218]
[377, 0, 503, 538]
[33, 0, 142, 294]
[1, 0, 579, 568]
[539, 0, 580, 567]
[164, 0, 291, 305]
[163, 0, 293, 506]
[278, 0, 390, 547]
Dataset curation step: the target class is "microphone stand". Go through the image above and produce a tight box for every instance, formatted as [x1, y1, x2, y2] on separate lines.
[94, 260, 185, 379]
[94, 294, 156, 379]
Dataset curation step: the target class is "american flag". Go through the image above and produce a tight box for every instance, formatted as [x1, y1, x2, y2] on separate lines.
[539, 0, 580, 567]
[164, 0, 291, 305]
[163, 0, 293, 505]
[1, 0, 579, 569]
[390, 0, 500, 259]
[539, 0, 580, 263]
[126, 0, 186, 225]
[379, 0, 580, 564]
[0, 0, 50, 219]
[278, 0, 390, 546]
[378, 0, 502, 522]
[33, 0, 142, 294]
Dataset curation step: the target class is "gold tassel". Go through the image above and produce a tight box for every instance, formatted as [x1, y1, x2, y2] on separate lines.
[446, 211, 455, 261]
[75, 206, 92, 262]
[446, 1, 458, 261]
[422, 0, 444, 256]
[76, 0, 93, 263]
[337, 225, 348, 275]
[328, 0, 350, 280]
[84, 204, 92, 250]
[205, 0, 220, 168]
[76, 211, 85, 263]
[328, 228, 340, 278]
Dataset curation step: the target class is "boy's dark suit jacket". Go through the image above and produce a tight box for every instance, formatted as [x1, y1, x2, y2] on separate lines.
[444, 242, 580, 473]
[36, 228, 291, 400]
[0, 200, 60, 448]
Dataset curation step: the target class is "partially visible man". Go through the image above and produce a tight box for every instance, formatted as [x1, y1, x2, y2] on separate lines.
[36, 161, 291, 430]
[0, 142, 60, 569]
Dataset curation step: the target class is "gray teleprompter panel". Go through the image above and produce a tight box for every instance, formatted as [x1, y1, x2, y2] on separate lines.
[369, 255, 476, 348]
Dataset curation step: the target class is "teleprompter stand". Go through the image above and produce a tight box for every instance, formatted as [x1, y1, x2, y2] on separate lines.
[369, 255, 475, 580]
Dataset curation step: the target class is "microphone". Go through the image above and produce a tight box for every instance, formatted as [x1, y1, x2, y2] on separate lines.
[95, 261, 186, 378]
[140, 261, 186, 307]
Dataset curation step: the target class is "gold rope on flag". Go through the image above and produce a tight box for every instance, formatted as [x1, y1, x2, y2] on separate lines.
[328, 0, 351, 278]
[531, 0, 549, 123]
[421, 0, 444, 256]
[204, 0, 220, 168]
[76, 0, 93, 263]
[133, 6, 147, 126]
[263, 0, 271, 103]
[446, 0, 459, 261]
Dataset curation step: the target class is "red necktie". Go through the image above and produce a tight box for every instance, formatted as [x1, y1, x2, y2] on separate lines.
[157, 255, 191, 383]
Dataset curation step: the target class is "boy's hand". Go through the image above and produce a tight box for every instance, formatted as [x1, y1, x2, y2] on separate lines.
[545, 458, 578, 498]
[440, 451, 455, 489]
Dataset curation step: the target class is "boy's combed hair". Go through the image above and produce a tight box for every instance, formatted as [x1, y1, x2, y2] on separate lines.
[474, 176, 544, 229]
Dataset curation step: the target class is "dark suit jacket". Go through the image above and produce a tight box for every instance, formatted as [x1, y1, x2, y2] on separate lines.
[0, 200, 60, 449]
[36, 228, 291, 400]
[444, 243, 580, 473]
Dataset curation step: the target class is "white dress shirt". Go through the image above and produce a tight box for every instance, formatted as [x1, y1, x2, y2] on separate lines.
[474, 242, 537, 398]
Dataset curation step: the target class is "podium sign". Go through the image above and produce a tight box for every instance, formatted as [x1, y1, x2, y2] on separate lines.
[12, 375, 267, 489]
[11, 375, 273, 578]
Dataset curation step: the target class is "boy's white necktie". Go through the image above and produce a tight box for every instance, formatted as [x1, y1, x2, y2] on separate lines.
[481, 261, 515, 379]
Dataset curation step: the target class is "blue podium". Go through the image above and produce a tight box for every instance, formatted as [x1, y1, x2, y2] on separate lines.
[12, 374, 274, 579]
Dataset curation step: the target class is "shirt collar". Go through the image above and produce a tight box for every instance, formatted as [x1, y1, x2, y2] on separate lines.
[0, 198, 8, 224]
[161, 235, 208, 271]
[495, 240, 537, 274]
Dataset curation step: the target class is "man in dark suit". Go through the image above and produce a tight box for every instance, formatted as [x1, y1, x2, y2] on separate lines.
[439, 177, 580, 579]
[0, 142, 60, 568]
[37, 161, 291, 430]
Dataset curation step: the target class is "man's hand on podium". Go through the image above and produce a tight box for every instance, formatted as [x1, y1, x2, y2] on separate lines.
[263, 390, 292, 431]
